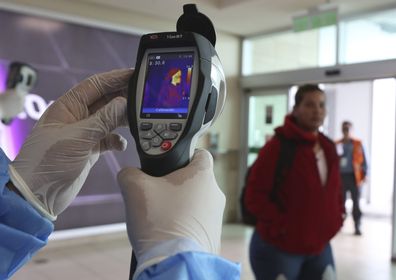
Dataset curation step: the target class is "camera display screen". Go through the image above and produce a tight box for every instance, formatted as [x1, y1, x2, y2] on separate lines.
[140, 52, 194, 119]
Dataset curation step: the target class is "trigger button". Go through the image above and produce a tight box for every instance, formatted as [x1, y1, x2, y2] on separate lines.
[161, 141, 172, 151]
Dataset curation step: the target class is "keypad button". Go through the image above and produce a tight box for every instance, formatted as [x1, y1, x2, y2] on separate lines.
[169, 123, 182, 131]
[160, 131, 178, 140]
[141, 141, 151, 151]
[141, 131, 156, 139]
[161, 141, 172, 151]
[151, 136, 162, 147]
[154, 123, 167, 134]
[140, 122, 153, 131]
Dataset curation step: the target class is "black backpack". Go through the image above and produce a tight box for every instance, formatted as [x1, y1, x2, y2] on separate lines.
[240, 134, 296, 226]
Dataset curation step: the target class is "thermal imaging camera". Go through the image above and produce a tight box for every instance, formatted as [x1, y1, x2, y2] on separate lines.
[1, 62, 37, 125]
[127, 4, 226, 177]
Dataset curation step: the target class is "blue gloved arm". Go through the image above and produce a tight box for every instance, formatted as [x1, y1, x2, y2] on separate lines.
[137, 251, 240, 280]
[0, 149, 53, 280]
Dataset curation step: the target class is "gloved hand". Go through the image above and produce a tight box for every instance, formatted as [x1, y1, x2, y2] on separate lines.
[0, 88, 26, 120]
[8, 68, 133, 221]
[118, 149, 226, 278]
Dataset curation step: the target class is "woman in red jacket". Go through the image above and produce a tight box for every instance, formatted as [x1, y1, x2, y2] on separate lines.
[245, 84, 344, 280]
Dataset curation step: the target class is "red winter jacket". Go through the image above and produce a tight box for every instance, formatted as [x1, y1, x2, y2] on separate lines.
[245, 115, 344, 255]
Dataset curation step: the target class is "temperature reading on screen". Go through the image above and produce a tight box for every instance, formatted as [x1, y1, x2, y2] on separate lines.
[141, 52, 194, 119]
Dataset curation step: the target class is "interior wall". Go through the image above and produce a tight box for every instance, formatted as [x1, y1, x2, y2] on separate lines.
[371, 78, 395, 216]
[0, 0, 173, 34]
[327, 81, 372, 145]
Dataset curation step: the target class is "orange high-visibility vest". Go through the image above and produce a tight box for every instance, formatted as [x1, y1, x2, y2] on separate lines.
[336, 138, 366, 187]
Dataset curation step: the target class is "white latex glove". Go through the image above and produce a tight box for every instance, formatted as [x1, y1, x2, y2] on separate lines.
[0, 88, 26, 119]
[9, 68, 133, 221]
[118, 149, 226, 278]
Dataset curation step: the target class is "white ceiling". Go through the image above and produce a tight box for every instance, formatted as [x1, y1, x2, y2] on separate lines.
[72, 0, 396, 36]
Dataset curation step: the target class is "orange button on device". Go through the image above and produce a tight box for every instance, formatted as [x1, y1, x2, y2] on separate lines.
[161, 141, 172, 151]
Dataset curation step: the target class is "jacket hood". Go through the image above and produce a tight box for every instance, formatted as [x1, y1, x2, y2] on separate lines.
[275, 114, 318, 143]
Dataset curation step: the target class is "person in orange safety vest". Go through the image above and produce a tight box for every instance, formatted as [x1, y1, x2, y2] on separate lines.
[336, 121, 368, 236]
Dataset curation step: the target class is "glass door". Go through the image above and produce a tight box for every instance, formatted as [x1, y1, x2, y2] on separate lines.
[247, 89, 289, 167]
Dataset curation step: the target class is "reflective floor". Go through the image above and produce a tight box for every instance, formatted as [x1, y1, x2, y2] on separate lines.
[13, 216, 396, 280]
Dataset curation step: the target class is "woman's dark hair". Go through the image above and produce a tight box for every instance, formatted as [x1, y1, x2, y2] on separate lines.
[294, 84, 324, 107]
[342, 120, 352, 127]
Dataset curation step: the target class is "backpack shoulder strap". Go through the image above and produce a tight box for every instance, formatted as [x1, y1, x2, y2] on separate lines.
[269, 134, 297, 212]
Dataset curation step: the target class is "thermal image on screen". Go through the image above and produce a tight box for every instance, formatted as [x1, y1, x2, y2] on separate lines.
[141, 52, 194, 118]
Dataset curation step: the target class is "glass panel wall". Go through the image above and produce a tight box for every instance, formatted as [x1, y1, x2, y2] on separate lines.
[339, 8, 396, 64]
[247, 91, 288, 166]
[242, 26, 336, 75]
[242, 7, 396, 76]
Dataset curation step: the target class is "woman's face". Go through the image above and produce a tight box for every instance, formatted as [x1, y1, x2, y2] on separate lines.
[292, 90, 326, 132]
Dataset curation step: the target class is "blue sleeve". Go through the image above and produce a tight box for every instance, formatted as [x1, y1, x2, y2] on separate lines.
[0, 149, 54, 280]
[137, 251, 241, 280]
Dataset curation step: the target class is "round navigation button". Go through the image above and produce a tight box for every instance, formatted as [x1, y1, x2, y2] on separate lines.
[161, 141, 172, 151]
[151, 136, 162, 147]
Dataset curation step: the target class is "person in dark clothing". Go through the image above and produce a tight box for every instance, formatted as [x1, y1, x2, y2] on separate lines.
[244, 84, 344, 280]
[336, 121, 367, 236]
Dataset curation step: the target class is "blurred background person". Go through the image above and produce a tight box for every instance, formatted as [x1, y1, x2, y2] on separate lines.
[244, 84, 344, 280]
[336, 121, 368, 236]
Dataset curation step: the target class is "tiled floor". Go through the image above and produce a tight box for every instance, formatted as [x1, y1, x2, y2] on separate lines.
[12, 216, 396, 280]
